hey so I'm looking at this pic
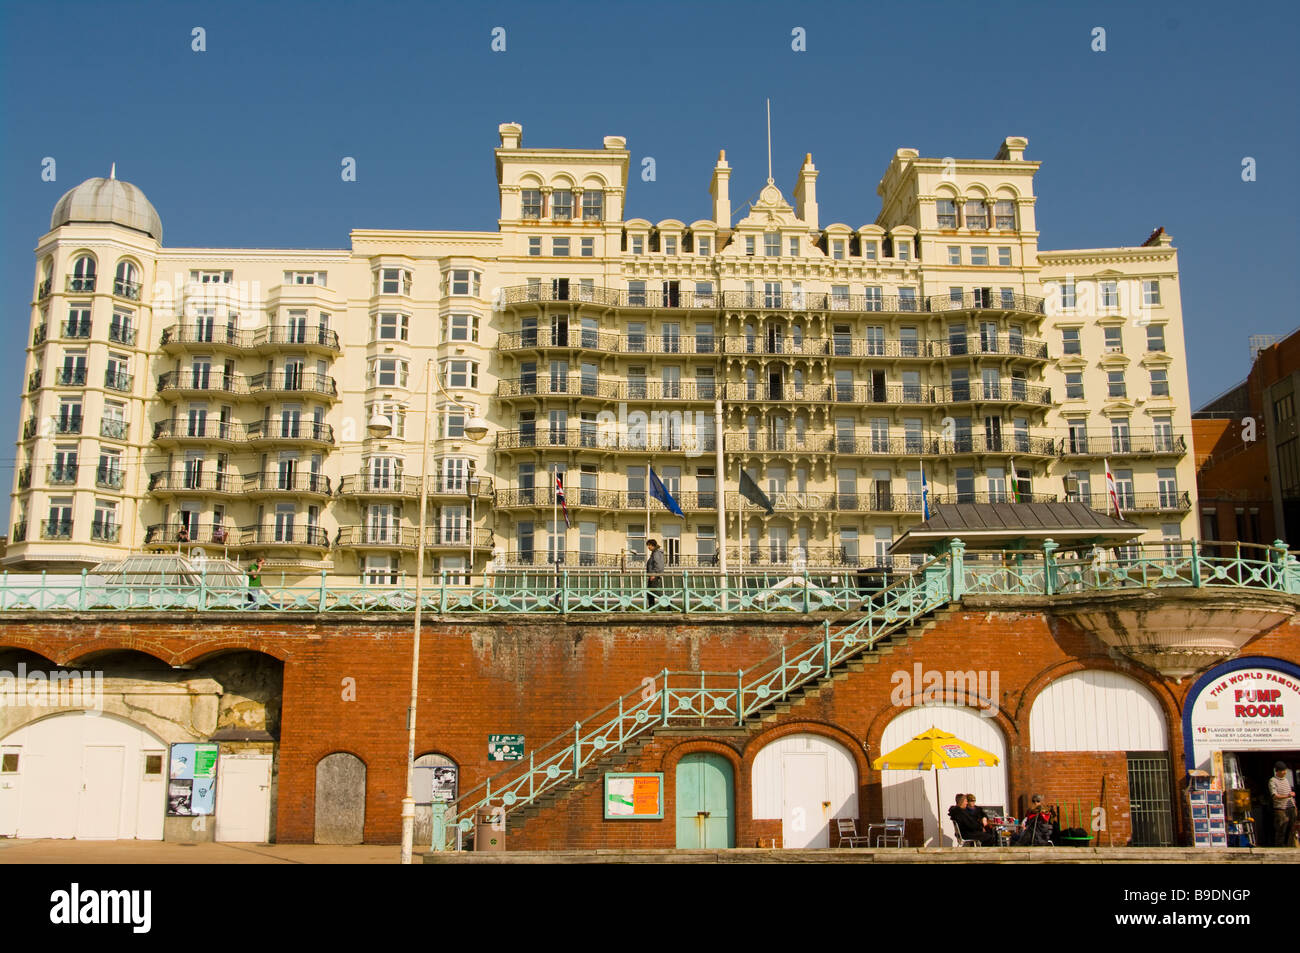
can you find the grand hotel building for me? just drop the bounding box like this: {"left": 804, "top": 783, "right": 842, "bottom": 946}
{"left": 9, "top": 124, "right": 1197, "bottom": 582}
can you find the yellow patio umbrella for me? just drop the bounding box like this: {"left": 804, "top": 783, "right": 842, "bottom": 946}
{"left": 872, "top": 726, "right": 1001, "bottom": 846}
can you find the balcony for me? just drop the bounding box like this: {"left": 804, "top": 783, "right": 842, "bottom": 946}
{"left": 17, "top": 466, "right": 31, "bottom": 489}
{"left": 66, "top": 276, "right": 96, "bottom": 293}
{"left": 335, "top": 525, "right": 423, "bottom": 550}
{"left": 108, "top": 324, "right": 137, "bottom": 346}
{"left": 337, "top": 473, "right": 420, "bottom": 499}
{"left": 37, "top": 277, "right": 52, "bottom": 299}
{"left": 105, "top": 370, "right": 134, "bottom": 392}
{"left": 239, "top": 523, "right": 332, "bottom": 550}
{"left": 495, "top": 427, "right": 717, "bottom": 454}
{"left": 160, "top": 324, "right": 255, "bottom": 351}
{"left": 90, "top": 522, "right": 121, "bottom": 543}
{"left": 1059, "top": 432, "right": 1188, "bottom": 458}
{"left": 148, "top": 470, "right": 242, "bottom": 496}
{"left": 1080, "top": 491, "right": 1192, "bottom": 514}
{"left": 27, "top": 371, "right": 41, "bottom": 392}
{"left": 62, "top": 320, "right": 91, "bottom": 339}
{"left": 248, "top": 370, "right": 339, "bottom": 400}
{"left": 46, "top": 465, "right": 79, "bottom": 485}
{"left": 152, "top": 418, "right": 247, "bottom": 445}
{"left": 242, "top": 471, "right": 333, "bottom": 498}
{"left": 497, "top": 376, "right": 717, "bottom": 402}
{"left": 725, "top": 382, "right": 833, "bottom": 403}
{"left": 724, "top": 433, "right": 837, "bottom": 454}
{"left": 95, "top": 467, "right": 125, "bottom": 490}
{"left": 32, "top": 324, "right": 47, "bottom": 346}
{"left": 245, "top": 419, "right": 335, "bottom": 447}
{"left": 157, "top": 370, "right": 249, "bottom": 398}
{"left": 11, "top": 521, "right": 27, "bottom": 543}
{"left": 100, "top": 418, "right": 128, "bottom": 440}
{"left": 54, "top": 367, "right": 87, "bottom": 386}
{"left": 926, "top": 292, "right": 1045, "bottom": 315}
{"left": 40, "top": 519, "right": 73, "bottom": 540}
{"left": 253, "top": 324, "right": 341, "bottom": 353}
{"left": 112, "top": 279, "right": 142, "bottom": 301}
{"left": 145, "top": 522, "right": 237, "bottom": 549}
{"left": 22, "top": 418, "right": 38, "bottom": 440}
{"left": 933, "top": 382, "right": 1050, "bottom": 405}
{"left": 51, "top": 415, "right": 83, "bottom": 435}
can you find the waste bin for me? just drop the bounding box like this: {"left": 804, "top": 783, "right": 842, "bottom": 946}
{"left": 474, "top": 808, "right": 505, "bottom": 851}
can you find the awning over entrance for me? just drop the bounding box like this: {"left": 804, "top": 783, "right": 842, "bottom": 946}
{"left": 888, "top": 501, "right": 1145, "bottom": 555}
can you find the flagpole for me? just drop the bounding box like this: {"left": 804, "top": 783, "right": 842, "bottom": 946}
{"left": 714, "top": 396, "right": 728, "bottom": 608}
{"left": 552, "top": 467, "right": 559, "bottom": 589}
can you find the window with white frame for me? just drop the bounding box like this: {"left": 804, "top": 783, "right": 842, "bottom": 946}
{"left": 1100, "top": 280, "right": 1119, "bottom": 309}
{"left": 947, "top": 246, "right": 961, "bottom": 265}
{"left": 764, "top": 232, "right": 779, "bottom": 256}
{"left": 449, "top": 270, "right": 480, "bottom": 296}
{"left": 582, "top": 191, "right": 603, "bottom": 221}
{"left": 443, "top": 457, "right": 470, "bottom": 492}
{"left": 521, "top": 189, "right": 542, "bottom": 219}
{"left": 832, "top": 239, "right": 845, "bottom": 260}
{"left": 580, "top": 237, "right": 594, "bottom": 257}
{"left": 366, "top": 402, "right": 406, "bottom": 438}
{"left": 1107, "top": 370, "right": 1126, "bottom": 398}
{"left": 364, "top": 555, "right": 401, "bottom": 586}
{"left": 993, "top": 200, "right": 1016, "bottom": 229}
{"left": 1146, "top": 324, "right": 1166, "bottom": 352}
{"left": 379, "top": 268, "right": 412, "bottom": 295}
{"left": 630, "top": 235, "right": 644, "bottom": 255}
{"left": 442, "top": 360, "right": 479, "bottom": 389}
{"left": 862, "top": 240, "right": 877, "bottom": 260}
{"left": 970, "top": 246, "right": 989, "bottom": 266}
{"left": 789, "top": 236, "right": 799, "bottom": 256}
{"left": 1150, "top": 368, "right": 1170, "bottom": 397}
{"left": 1059, "top": 280, "right": 1076, "bottom": 308}
{"left": 551, "top": 189, "right": 573, "bottom": 220}
{"left": 964, "top": 200, "right": 988, "bottom": 229}
{"left": 285, "top": 271, "right": 327, "bottom": 286}
{"left": 895, "top": 239, "right": 911, "bottom": 261}
{"left": 997, "top": 247, "right": 1012, "bottom": 266}
{"left": 528, "top": 236, "right": 541, "bottom": 256}
{"left": 443, "top": 313, "right": 479, "bottom": 342}
{"left": 552, "top": 237, "right": 570, "bottom": 256}
{"left": 1065, "top": 372, "right": 1084, "bottom": 400}
{"left": 370, "top": 358, "right": 409, "bottom": 388}
{"left": 191, "top": 270, "right": 232, "bottom": 284}
{"left": 1061, "top": 328, "right": 1081, "bottom": 354}
{"left": 375, "top": 312, "right": 409, "bottom": 341}
{"left": 937, "top": 199, "right": 958, "bottom": 228}
{"left": 745, "top": 236, "right": 756, "bottom": 256}
{"left": 664, "top": 235, "right": 677, "bottom": 255}
{"left": 1143, "top": 280, "right": 1161, "bottom": 306}
{"left": 1104, "top": 326, "right": 1123, "bottom": 352}
{"left": 697, "top": 236, "right": 711, "bottom": 256}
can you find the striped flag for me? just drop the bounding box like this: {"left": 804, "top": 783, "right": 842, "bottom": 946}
{"left": 920, "top": 461, "right": 931, "bottom": 519}
{"left": 555, "top": 472, "right": 571, "bottom": 528}
{"left": 1103, "top": 458, "right": 1121, "bottom": 518}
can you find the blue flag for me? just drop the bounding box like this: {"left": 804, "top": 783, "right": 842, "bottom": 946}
{"left": 921, "top": 463, "right": 931, "bottom": 520}
{"left": 649, "top": 468, "right": 685, "bottom": 517}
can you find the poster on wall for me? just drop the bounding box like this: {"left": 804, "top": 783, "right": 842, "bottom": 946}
{"left": 488, "top": 735, "right": 524, "bottom": 761}
{"left": 167, "top": 743, "right": 219, "bottom": 817}
{"left": 431, "top": 766, "right": 458, "bottom": 803}
{"left": 603, "top": 773, "right": 664, "bottom": 819}
{"left": 1189, "top": 667, "right": 1300, "bottom": 770}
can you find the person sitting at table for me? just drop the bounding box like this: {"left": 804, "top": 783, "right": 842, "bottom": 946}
{"left": 1014, "top": 793, "right": 1054, "bottom": 846}
{"left": 965, "top": 793, "right": 992, "bottom": 834}
{"left": 949, "top": 794, "right": 996, "bottom": 846}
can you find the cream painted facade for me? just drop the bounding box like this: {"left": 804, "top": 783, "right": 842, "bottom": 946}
{"left": 10, "top": 124, "right": 1197, "bottom": 581}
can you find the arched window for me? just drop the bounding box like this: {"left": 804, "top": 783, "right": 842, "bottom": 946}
{"left": 114, "top": 261, "right": 140, "bottom": 300}
{"left": 70, "top": 255, "right": 96, "bottom": 292}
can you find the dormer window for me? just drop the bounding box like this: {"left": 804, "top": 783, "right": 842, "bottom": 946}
{"left": 862, "top": 241, "right": 877, "bottom": 261}
{"left": 521, "top": 190, "right": 542, "bottom": 219}
{"left": 552, "top": 190, "right": 573, "bottom": 221}
{"left": 581, "top": 191, "right": 604, "bottom": 221}
{"left": 630, "top": 235, "right": 644, "bottom": 255}
{"left": 745, "top": 236, "right": 756, "bottom": 256}
{"left": 697, "top": 237, "right": 711, "bottom": 256}
{"left": 191, "top": 269, "right": 231, "bottom": 284}
{"left": 664, "top": 236, "right": 677, "bottom": 256}
{"left": 896, "top": 240, "right": 911, "bottom": 261}
{"left": 285, "top": 271, "right": 327, "bottom": 286}
{"left": 832, "top": 240, "right": 845, "bottom": 260}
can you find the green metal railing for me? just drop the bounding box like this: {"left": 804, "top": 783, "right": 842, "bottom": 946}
{"left": 437, "top": 538, "right": 1300, "bottom": 847}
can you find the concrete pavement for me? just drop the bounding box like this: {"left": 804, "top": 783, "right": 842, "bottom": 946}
{"left": 0, "top": 839, "right": 399, "bottom": 864}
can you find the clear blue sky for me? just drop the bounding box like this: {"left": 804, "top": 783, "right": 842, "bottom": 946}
{"left": 1, "top": 0, "right": 1297, "bottom": 528}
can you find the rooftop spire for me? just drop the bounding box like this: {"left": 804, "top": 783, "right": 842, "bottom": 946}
{"left": 110, "top": 162, "right": 116, "bottom": 180}
{"left": 766, "top": 98, "right": 773, "bottom": 184}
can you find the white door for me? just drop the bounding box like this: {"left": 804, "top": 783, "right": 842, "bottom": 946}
{"left": 77, "top": 746, "right": 125, "bottom": 839}
{"left": 0, "top": 712, "right": 166, "bottom": 840}
{"left": 783, "top": 752, "right": 829, "bottom": 847}
{"left": 0, "top": 745, "right": 20, "bottom": 836}
{"left": 216, "top": 754, "right": 272, "bottom": 842}
{"left": 752, "top": 733, "right": 859, "bottom": 849}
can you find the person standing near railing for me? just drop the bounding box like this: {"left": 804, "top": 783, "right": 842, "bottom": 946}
{"left": 646, "top": 539, "right": 664, "bottom": 608}
{"left": 1270, "top": 761, "right": 1297, "bottom": 847}
{"left": 246, "top": 557, "right": 265, "bottom": 607}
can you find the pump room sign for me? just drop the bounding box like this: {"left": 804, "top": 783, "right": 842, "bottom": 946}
{"left": 1191, "top": 667, "right": 1300, "bottom": 750}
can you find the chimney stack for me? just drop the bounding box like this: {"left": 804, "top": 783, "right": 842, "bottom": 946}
{"left": 793, "top": 152, "right": 819, "bottom": 231}
{"left": 710, "top": 150, "right": 732, "bottom": 229}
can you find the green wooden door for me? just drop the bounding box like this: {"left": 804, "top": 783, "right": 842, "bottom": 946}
{"left": 675, "top": 753, "right": 734, "bottom": 848}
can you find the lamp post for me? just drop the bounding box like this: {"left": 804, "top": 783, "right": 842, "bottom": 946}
{"left": 368, "top": 360, "right": 487, "bottom": 866}
{"left": 467, "top": 474, "right": 481, "bottom": 581}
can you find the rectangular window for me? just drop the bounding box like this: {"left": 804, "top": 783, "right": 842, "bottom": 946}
{"left": 1060, "top": 280, "right": 1076, "bottom": 309}
{"left": 898, "top": 288, "right": 917, "bottom": 311}
{"left": 994, "top": 200, "right": 1016, "bottom": 229}
{"left": 380, "top": 268, "right": 411, "bottom": 295}
{"left": 1143, "top": 280, "right": 1161, "bottom": 306}
{"left": 443, "top": 360, "right": 479, "bottom": 389}
{"left": 1065, "top": 372, "right": 1084, "bottom": 400}
{"left": 745, "top": 236, "right": 756, "bottom": 256}
{"left": 947, "top": 246, "right": 962, "bottom": 265}
{"left": 444, "top": 313, "right": 478, "bottom": 342}
{"left": 552, "top": 237, "right": 570, "bottom": 256}
{"left": 970, "top": 246, "right": 989, "bottom": 266}
{"left": 789, "top": 237, "right": 800, "bottom": 256}
{"left": 937, "top": 199, "right": 958, "bottom": 228}
{"left": 1062, "top": 328, "right": 1081, "bottom": 354}
{"left": 831, "top": 239, "right": 845, "bottom": 260}
{"left": 664, "top": 235, "right": 677, "bottom": 256}
{"left": 896, "top": 240, "right": 911, "bottom": 261}
{"left": 1107, "top": 370, "right": 1127, "bottom": 398}
{"left": 522, "top": 189, "right": 542, "bottom": 219}
{"left": 582, "top": 191, "right": 603, "bottom": 221}
{"left": 862, "top": 241, "right": 877, "bottom": 261}
{"left": 864, "top": 286, "right": 883, "bottom": 312}
{"left": 1150, "top": 368, "right": 1170, "bottom": 397}
{"left": 528, "top": 237, "right": 541, "bottom": 256}
{"left": 1146, "top": 324, "right": 1166, "bottom": 352}
{"left": 997, "top": 247, "right": 1012, "bottom": 266}
{"left": 965, "top": 200, "right": 988, "bottom": 229}
{"left": 377, "top": 312, "right": 409, "bottom": 341}
{"left": 450, "top": 270, "right": 480, "bottom": 296}
{"left": 697, "top": 237, "right": 711, "bottom": 256}
{"left": 580, "top": 237, "right": 594, "bottom": 257}
{"left": 630, "top": 235, "right": 644, "bottom": 255}
{"left": 551, "top": 189, "right": 573, "bottom": 220}
{"left": 765, "top": 232, "right": 781, "bottom": 256}
{"left": 1104, "top": 326, "right": 1123, "bottom": 352}
{"left": 1100, "top": 280, "right": 1119, "bottom": 308}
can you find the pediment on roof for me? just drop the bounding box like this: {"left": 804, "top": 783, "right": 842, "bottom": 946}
{"left": 733, "top": 181, "right": 806, "bottom": 229}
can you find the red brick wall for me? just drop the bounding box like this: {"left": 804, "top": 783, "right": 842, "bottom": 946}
{"left": 2, "top": 607, "right": 1297, "bottom": 848}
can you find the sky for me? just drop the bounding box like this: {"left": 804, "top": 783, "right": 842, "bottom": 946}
{"left": 0, "top": 0, "right": 1297, "bottom": 528}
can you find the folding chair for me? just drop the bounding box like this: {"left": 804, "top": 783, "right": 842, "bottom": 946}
{"left": 951, "top": 822, "right": 978, "bottom": 848}
{"left": 834, "top": 817, "right": 870, "bottom": 848}
{"left": 875, "top": 818, "right": 907, "bottom": 847}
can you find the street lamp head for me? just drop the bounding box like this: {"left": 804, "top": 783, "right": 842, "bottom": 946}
{"left": 366, "top": 412, "right": 393, "bottom": 438}
{"left": 463, "top": 415, "right": 489, "bottom": 441}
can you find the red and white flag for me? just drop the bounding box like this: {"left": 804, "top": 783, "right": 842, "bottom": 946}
{"left": 555, "top": 472, "right": 571, "bottom": 528}
{"left": 1103, "top": 458, "right": 1122, "bottom": 518}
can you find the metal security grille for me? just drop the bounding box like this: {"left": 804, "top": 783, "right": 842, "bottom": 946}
{"left": 1127, "top": 754, "right": 1174, "bottom": 846}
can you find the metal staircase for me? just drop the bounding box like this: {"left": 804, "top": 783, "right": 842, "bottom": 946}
{"left": 446, "top": 551, "right": 956, "bottom": 846}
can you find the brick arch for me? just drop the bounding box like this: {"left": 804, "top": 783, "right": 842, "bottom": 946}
{"left": 175, "top": 641, "right": 291, "bottom": 665}
{"left": 865, "top": 701, "right": 1021, "bottom": 766}
{"left": 50, "top": 639, "right": 178, "bottom": 667}
{"left": 658, "top": 739, "right": 744, "bottom": 846}
{"left": 658, "top": 737, "right": 742, "bottom": 776}
{"left": 0, "top": 638, "right": 61, "bottom": 665}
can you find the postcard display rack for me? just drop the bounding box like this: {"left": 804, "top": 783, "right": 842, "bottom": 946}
{"left": 1187, "top": 774, "right": 1229, "bottom": 847}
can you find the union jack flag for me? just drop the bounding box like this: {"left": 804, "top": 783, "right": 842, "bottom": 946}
{"left": 556, "top": 473, "right": 571, "bottom": 528}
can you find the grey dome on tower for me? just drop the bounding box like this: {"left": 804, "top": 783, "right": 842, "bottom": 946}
{"left": 50, "top": 177, "right": 163, "bottom": 242}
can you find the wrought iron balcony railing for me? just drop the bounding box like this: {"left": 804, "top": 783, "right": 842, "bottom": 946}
{"left": 17, "top": 466, "right": 31, "bottom": 489}
{"left": 32, "top": 324, "right": 47, "bottom": 346}
{"left": 46, "top": 465, "right": 79, "bottom": 485}
{"left": 152, "top": 418, "right": 247, "bottom": 442}
{"left": 51, "top": 415, "right": 83, "bottom": 435}
{"left": 1058, "top": 432, "right": 1188, "bottom": 457}
{"left": 243, "top": 471, "right": 333, "bottom": 495}
{"left": 90, "top": 522, "right": 121, "bottom": 542}
{"left": 245, "top": 419, "right": 335, "bottom": 445}
{"left": 10, "top": 521, "right": 26, "bottom": 542}
{"left": 22, "top": 418, "right": 38, "bottom": 440}
{"left": 157, "top": 371, "right": 249, "bottom": 396}
{"left": 248, "top": 370, "right": 338, "bottom": 398}
{"left": 95, "top": 468, "right": 125, "bottom": 490}
{"left": 148, "top": 470, "right": 241, "bottom": 494}
{"left": 108, "top": 324, "right": 137, "bottom": 346}
{"left": 253, "top": 325, "right": 341, "bottom": 350}
{"left": 27, "top": 371, "right": 41, "bottom": 392}
{"left": 101, "top": 418, "right": 128, "bottom": 440}
{"left": 160, "top": 324, "right": 255, "bottom": 348}
{"left": 37, "top": 277, "right": 52, "bottom": 299}
{"left": 495, "top": 428, "right": 718, "bottom": 453}
{"left": 54, "top": 367, "right": 87, "bottom": 386}
{"left": 113, "top": 279, "right": 142, "bottom": 300}
{"left": 66, "top": 276, "right": 96, "bottom": 293}
{"left": 1076, "top": 491, "right": 1193, "bottom": 513}
{"left": 61, "top": 321, "right": 92, "bottom": 339}
{"left": 104, "top": 371, "right": 133, "bottom": 392}
{"left": 145, "top": 522, "right": 237, "bottom": 546}
{"left": 40, "top": 519, "right": 73, "bottom": 540}
{"left": 239, "top": 524, "right": 333, "bottom": 548}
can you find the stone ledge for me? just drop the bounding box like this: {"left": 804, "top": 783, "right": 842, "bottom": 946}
{"left": 422, "top": 847, "right": 1297, "bottom": 864}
